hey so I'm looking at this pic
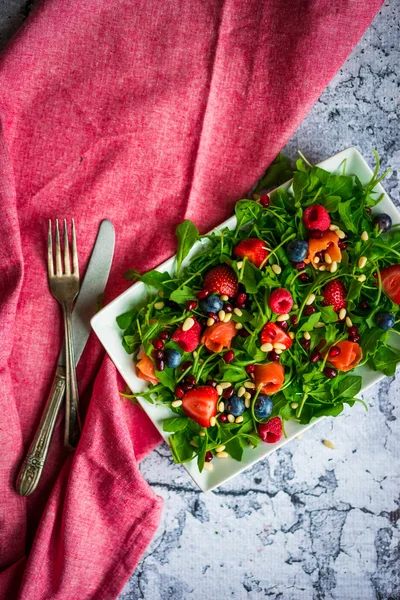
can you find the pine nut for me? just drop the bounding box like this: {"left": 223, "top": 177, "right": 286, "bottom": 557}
{"left": 216, "top": 384, "right": 223, "bottom": 396}
{"left": 220, "top": 381, "right": 232, "bottom": 389}
{"left": 276, "top": 313, "right": 290, "bottom": 321}
{"left": 182, "top": 317, "right": 194, "bottom": 331}
{"left": 273, "top": 342, "right": 286, "bottom": 350}
{"left": 235, "top": 322, "right": 243, "bottom": 330}
{"left": 314, "top": 322, "right": 325, "bottom": 328}
{"left": 244, "top": 392, "right": 251, "bottom": 401}
{"left": 329, "top": 224, "right": 339, "bottom": 231}
{"left": 171, "top": 400, "right": 182, "bottom": 408}
{"left": 291, "top": 402, "right": 299, "bottom": 409}
{"left": 227, "top": 414, "right": 235, "bottom": 423}
{"left": 248, "top": 441, "right": 255, "bottom": 448}
{"left": 304, "top": 331, "right": 311, "bottom": 340}
{"left": 293, "top": 304, "right": 299, "bottom": 310}
{"left": 324, "top": 253, "right": 332, "bottom": 264}
{"left": 336, "top": 229, "right": 346, "bottom": 239}
{"left": 158, "top": 290, "right": 164, "bottom": 297}
{"left": 358, "top": 274, "right": 366, "bottom": 282}
{"left": 330, "top": 261, "right": 338, "bottom": 273}
{"left": 358, "top": 256, "right": 367, "bottom": 269}
{"left": 207, "top": 317, "right": 215, "bottom": 326}
{"left": 244, "top": 397, "right": 251, "bottom": 408}
{"left": 289, "top": 331, "right": 295, "bottom": 339}
{"left": 190, "top": 439, "right": 198, "bottom": 447}
{"left": 306, "top": 294, "right": 316, "bottom": 305}
{"left": 314, "top": 257, "right": 320, "bottom": 264}
{"left": 235, "top": 416, "right": 244, "bottom": 424}
{"left": 361, "top": 231, "right": 369, "bottom": 241}
{"left": 233, "top": 307, "right": 243, "bottom": 316}
{"left": 319, "top": 265, "right": 327, "bottom": 271}
{"left": 345, "top": 316, "right": 353, "bottom": 327}
{"left": 323, "top": 439, "right": 335, "bottom": 449}
{"left": 210, "top": 416, "right": 216, "bottom": 427}
{"left": 199, "top": 431, "right": 206, "bottom": 437}
{"left": 154, "top": 301, "right": 164, "bottom": 310}
{"left": 215, "top": 445, "right": 226, "bottom": 453}
{"left": 193, "top": 351, "right": 198, "bottom": 359}
{"left": 275, "top": 348, "right": 283, "bottom": 355}
{"left": 218, "top": 310, "right": 226, "bottom": 321}
{"left": 272, "top": 264, "right": 282, "bottom": 275}
{"left": 237, "top": 386, "right": 246, "bottom": 397}
{"left": 223, "top": 313, "right": 232, "bottom": 323}
{"left": 261, "top": 342, "right": 273, "bottom": 352}
{"left": 339, "top": 308, "right": 347, "bottom": 320}
{"left": 236, "top": 261, "right": 243, "bottom": 269}
{"left": 218, "top": 402, "right": 225, "bottom": 413}
{"left": 221, "top": 294, "right": 229, "bottom": 301}
{"left": 203, "top": 462, "right": 213, "bottom": 471}
{"left": 244, "top": 381, "right": 256, "bottom": 389}
{"left": 216, "top": 451, "right": 229, "bottom": 458}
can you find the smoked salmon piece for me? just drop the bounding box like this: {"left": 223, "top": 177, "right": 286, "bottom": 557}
{"left": 136, "top": 348, "right": 159, "bottom": 385}
{"left": 305, "top": 231, "right": 341, "bottom": 269}
{"left": 200, "top": 320, "right": 237, "bottom": 353}
{"left": 254, "top": 362, "right": 285, "bottom": 395}
{"left": 327, "top": 340, "right": 362, "bottom": 372}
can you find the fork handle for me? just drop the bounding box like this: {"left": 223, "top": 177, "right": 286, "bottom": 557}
{"left": 16, "top": 368, "right": 66, "bottom": 496}
{"left": 63, "top": 303, "right": 81, "bottom": 450}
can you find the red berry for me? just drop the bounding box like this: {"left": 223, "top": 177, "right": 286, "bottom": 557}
{"left": 219, "top": 414, "right": 228, "bottom": 423}
{"left": 380, "top": 265, "right": 400, "bottom": 304}
{"left": 268, "top": 351, "right": 280, "bottom": 362}
{"left": 310, "top": 349, "right": 321, "bottom": 363}
{"left": 246, "top": 364, "right": 255, "bottom": 374}
{"left": 172, "top": 320, "right": 201, "bottom": 353}
{"left": 304, "top": 305, "right": 316, "bottom": 316}
{"left": 269, "top": 288, "right": 293, "bottom": 314}
{"left": 237, "top": 292, "right": 247, "bottom": 304}
{"left": 234, "top": 238, "right": 269, "bottom": 268}
{"left": 205, "top": 451, "right": 213, "bottom": 462}
{"left": 324, "top": 367, "right": 338, "bottom": 379}
{"left": 299, "top": 273, "right": 311, "bottom": 283}
{"left": 258, "top": 417, "right": 283, "bottom": 443}
{"left": 203, "top": 265, "right": 239, "bottom": 297}
{"left": 348, "top": 333, "right": 361, "bottom": 343}
{"left": 182, "top": 386, "right": 219, "bottom": 428}
{"left": 153, "top": 339, "right": 164, "bottom": 350}
{"left": 300, "top": 338, "right": 310, "bottom": 350}
{"left": 175, "top": 386, "right": 185, "bottom": 398}
{"left": 309, "top": 230, "right": 324, "bottom": 239}
{"left": 294, "top": 261, "right": 306, "bottom": 270}
{"left": 186, "top": 300, "right": 197, "bottom": 311}
{"left": 303, "top": 205, "right": 331, "bottom": 231}
{"left": 260, "top": 193, "right": 270, "bottom": 207}
{"left": 196, "top": 290, "right": 210, "bottom": 299}
{"left": 223, "top": 385, "right": 234, "bottom": 399}
{"left": 338, "top": 240, "right": 347, "bottom": 250}
{"left": 159, "top": 331, "right": 170, "bottom": 340}
{"left": 328, "top": 346, "right": 341, "bottom": 358}
{"left": 223, "top": 350, "right": 235, "bottom": 364}
{"left": 322, "top": 279, "right": 347, "bottom": 312}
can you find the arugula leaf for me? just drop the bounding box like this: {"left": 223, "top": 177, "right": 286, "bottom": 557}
{"left": 299, "top": 312, "right": 322, "bottom": 331}
{"left": 175, "top": 220, "right": 199, "bottom": 274}
{"left": 140, "top": 270, "right": 172, "bottom": 293}
{"left": 169, "top": 286, "right": 194, "bottom": 304}
{"left": 235, "top": 200, "right": 262, "bottom": 225}
{"left": 163, "top": 417, "right": 189, "bottom": 432}
{"left": 241, "top": 261, "right": 259, "bottom": 294}
{"left": 371, "top": 346, "right": 400, "bottom": 376}
{"left": 256, "top": 153, "right": 293, "bottom": 192}
{"left": 319, "top": 306, "right": 338, "bottom": 324}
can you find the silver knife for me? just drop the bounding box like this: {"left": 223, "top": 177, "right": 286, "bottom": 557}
{"left": 16, "top": 220, "right": 115, "bottom": 496}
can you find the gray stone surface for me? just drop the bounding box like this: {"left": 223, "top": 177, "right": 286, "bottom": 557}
{"left": 1, "top": 1, "right": 399, "bottom": 599}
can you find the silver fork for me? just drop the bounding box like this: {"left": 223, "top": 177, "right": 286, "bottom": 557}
{"left": 48, "top": 219, "right": 81, "bottom": 450}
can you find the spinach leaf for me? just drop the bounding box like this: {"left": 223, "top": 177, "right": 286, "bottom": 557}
{"left": 116, "top": 308, "right": 138, "bottom": 330}
{"left": 170, "top": 431, "right": 193, "bottom": 463}
{"left": 175, "top": 220, "right": 199, "bottom": 274}
{"left": 169, "top": 286, "right": 195, "bottom": 304}
{"left": 225, "top": 437, "right": 244, "bottom": 461}
{"left": 163, "top": 417, "right": 189, "bottom": 433}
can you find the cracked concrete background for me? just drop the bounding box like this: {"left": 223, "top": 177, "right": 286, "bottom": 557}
{"left": 1, "top": 1, "right": 399, "bottom": 599}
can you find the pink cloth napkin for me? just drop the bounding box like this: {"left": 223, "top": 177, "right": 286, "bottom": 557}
{"left": 0, "top": 0, "right": 382, "bottom": 598}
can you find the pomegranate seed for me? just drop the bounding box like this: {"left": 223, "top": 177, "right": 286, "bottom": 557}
{"left": 223, "top": 386, "right": 234, "bottom": 399}
{"left": 236, "top": 301, "right": 246, "bottom": 309}
{"left": 155, "top": 358, "right": 165, "bottom": 371}
{"left": 299, "top": 273, "right": 311, "bottom": 283}
{"left": 183, "top": 374, "right": 196, "bottom": 387}
{"left": 348, "top": 326, "right": 358, "bottom": 336}
{"left": 175, "top": 386, "right": 185, "bottom": 398}
{"left": 310, "top": 230, "right": 324, "bottom": 239}
{"left": 359, "top": 300, "right": 369, "bottom": 310}
{"left": 316, "top": 338, "right": 327, "bottom": 352}
{"left": 338, "top": 240, "right": 347, "bottom": 250}
{"left": 223, "top": 350, "right": 235, "bottom": 364}
{"left": 324, "top": 367, "right": 338, "bottom": 379}
{"left": 246, "top": 364, "right": 255, "bottom": 374}
{"left": 196, "top": 290, "right": 209, "bottom": 299}
{"left": 205, "top": 451, "right": 213, "bottom": 462}
{"left": 278, "top": 320, "right": 288, "bottom": 331}
{"left": 153, "top": 339, "right": 164, "bottom": 350}
{"left": 349, "top": 333, "right": 361, "bottom": 343}
{"left": 291, "top": 315, "right": 299, "bottom": 326}
{"left": 159, "top": 330, "right": 170, "bottom": 340}
{"left": 186, "top": 300, "right": 197, "bottom": 311}
{"left": 268, "top": 351, "right": 280, "bottom": 362}
{"left": 365, "top": 207, "right": 372, "bottom": 215}
{"left": 152, "top": 349, "right": 164, "bottom": 360}
{"left": 224, "top": 303, "right": 233, "bottom": 313}
{"left": 304, "top": 305, "right": 316, "bottom": 316}
{"left": 316, "top": 251, "right": 325, "bottom": 262}
{"left": 329, "top": 345, "right": 341, "bottom": 358}
{"left": 208, "top": 312, "right": 219, "bottom": 322}
{"left": 300, "top": 338, "right": 310, "bottom": 350}
{"left": 310, "top": 349, "right": 321, "bottom": 363}
{"left": 219, "top": 414, "right": 228, "bottom": 423}
{"left": 199, "top": 317, "right": 208, "bottom": 328}
{"left": 239, "top": 329, "right": 250, "bottom": 337}
{"left": 293, "top": 261, "right": 306, "bottom": 270}
{"left": 237, "top": 292, "right": 247, "bottom": 304}
{"left": 207, "top": 379, "right": 218, "bottom": 388}
{"left": 260, "top": 193, "right": 270, "bottom": 207}
{"left": 179, "top": 360, "right": 193, "bottom": 372}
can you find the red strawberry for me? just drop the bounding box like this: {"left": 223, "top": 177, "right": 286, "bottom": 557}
{"left": 203, "top": 265, "right": 238, "bottom": 297}
{"left": 172, "top": 320, "right": 201, "bottom": 352}
{"left": 258, "top": 417, "right": 283, "bottom": 443}
{"left": 182, "top": 385, "right": 219, "bottom": 428}
{"left": 380, "top": 264, "right": 400, "bottom": 304}
{"left": 303, "top": 204, "right": 331, "bottom": 231}
{"left": 261, "top": 322, "right": 293, "bottom": 349}
{"left": 322, "top": 279, "right": 347, "bottom": 312}
{"left": 269, "top": 288, "right": 293, "bottom": 314}
{"left": 234, "top": 238, "right": 268, "bottom": 268}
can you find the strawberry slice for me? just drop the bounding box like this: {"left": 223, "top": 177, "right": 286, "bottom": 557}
{"left": 172, "top": 320, "right": 201, "bottom": 352}
{"left": 234, "top": 238, "right": 268, "bottom": 268}
{"left": 203, "top": 265, "right": 238, "bottom": 297}
{"left": 182, "top": 385, "right": 219, "bottom": 428}
{"left": 260, "top": 322, "right": 292, "bottom": 349}
{"left": 380, "top": 264, "right": 400, "bottom": 304}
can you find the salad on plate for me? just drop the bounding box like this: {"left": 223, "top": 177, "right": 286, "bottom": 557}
{"left": 117, "top": 152, "right": 400, "bottom": 473}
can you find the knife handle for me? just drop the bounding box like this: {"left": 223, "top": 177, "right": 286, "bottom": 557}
{"left": 16, "top": 368, "right": 66, "bottom": 497}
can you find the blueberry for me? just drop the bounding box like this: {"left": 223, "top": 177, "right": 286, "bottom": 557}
{"left": 375, "top": 311, "right": 395, "bottom": 330}
{"left": 254, "top": 394, "right": 273, "bottom": 419}
{"left": 373, "top": 213, "right": 392, "bottom": 233}
{"left": 286, "top": 239, "right": 309, "bottom": 263}
{"left": 225, "top": 394, "right": 245, "bottom": 417}
{"left": 199, "top": 294, "right": 224, "bottom": 314}
{"left": 164, "top": 349, "right": 182, "bottom": 368}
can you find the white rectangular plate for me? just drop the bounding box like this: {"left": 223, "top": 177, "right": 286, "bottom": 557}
{"left": 91, "top": 147, "right": 399, "bottom": 492}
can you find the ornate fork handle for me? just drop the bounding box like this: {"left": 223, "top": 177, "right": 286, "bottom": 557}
{"left": 17, "top": 368, "right": 66, "bottom": 496}
{"left": 63, "top": 303, "right": 81, "bottom": 450}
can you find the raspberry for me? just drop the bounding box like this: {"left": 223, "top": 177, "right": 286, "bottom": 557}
{"left": 303, "top": 204, "right": 331, "bottom": 231}
{"left": 322, "top": 279, "right": 347, "bottom": 312}
{"left": 269, "top": 288, "right": 293, "bottom": 314}
{"left": 172, "top": 320, "right": 201, "bottom": 352}
{"left": 258, "top": 417, "right": 283, "bottom": 443}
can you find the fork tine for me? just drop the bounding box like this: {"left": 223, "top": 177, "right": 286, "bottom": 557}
{"left": 47, "top": 220, "right": 54, "bottom": 278}
{"left": 71, "top": 219, "right": 79, "bottom": 276}
{"left": 63, "top": 219, "right": 71, "bottom": 275}
{"left": 55, "top": 219, "right": 63, "bottom": 275}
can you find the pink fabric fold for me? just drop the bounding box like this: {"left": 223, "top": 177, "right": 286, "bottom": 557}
{"left": 0, "top": 0, "right": 382, "bottom": 598}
